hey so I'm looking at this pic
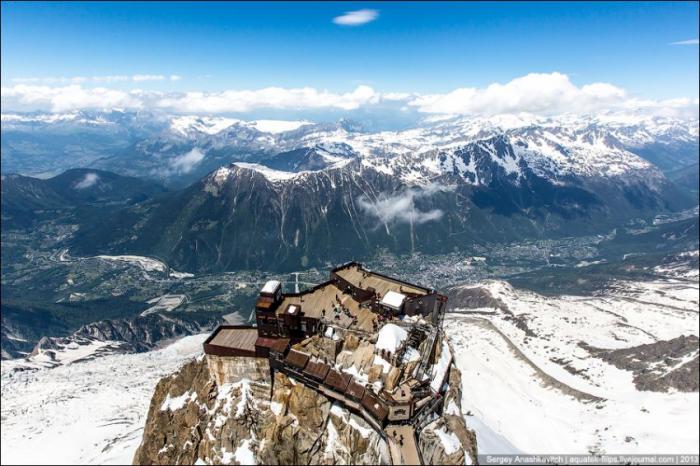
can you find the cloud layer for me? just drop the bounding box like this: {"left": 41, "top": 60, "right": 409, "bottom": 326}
{"left": 12, "top": 74, "right": 181, "bottom": 84}
{"left": 156, "top": 85, "right": 379, "bottom": 113}
{"left": 1, "top": 72, "right": 698, "bottom": 118}
{"left": 170, "top": 148, "right": 205, "bottom": 174}
{"left": 408, "top": 73, "right": 630, "bottom": 115}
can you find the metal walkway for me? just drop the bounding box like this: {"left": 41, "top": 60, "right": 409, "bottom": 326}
{"left": 272, "top": 361, "right": 425, "bottom": 464}
{"left": 385, "top": 425, "right": 422, "bottom": 465}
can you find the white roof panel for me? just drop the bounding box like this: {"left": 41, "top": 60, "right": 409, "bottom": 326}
{"left": 261, "top": 280, "right": 281, "bottom": 294}
{"left": 380, "top": 290, "right": 406, "bottom": 310}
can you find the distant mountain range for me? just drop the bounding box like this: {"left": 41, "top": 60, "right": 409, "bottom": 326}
{"left": 2, "top": 111, "right": 698, "bottom": 271}
{"left": 2, "top": 110, "right": 698, "bottom": 184}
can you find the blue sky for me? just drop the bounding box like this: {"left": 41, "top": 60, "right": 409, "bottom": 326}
{"left": 1, "top": 1, "right": 698, "bottom": 119}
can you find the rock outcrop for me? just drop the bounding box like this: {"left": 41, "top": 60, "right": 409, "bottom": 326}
{"left": 134, "top": 338, "right": 478, "bottom": 465}
{"left": 582, "top": 335, "right": 700, "bottom": 392}
{"left": 134, "top": 356, "right": 394, "bottom": 465}
{"left": 419, "top": 366, "right": 478, "bottom": 465}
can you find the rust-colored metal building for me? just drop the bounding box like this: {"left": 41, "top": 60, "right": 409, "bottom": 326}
{"left": 202, "top": 262, "right": 450, "bottom": 429}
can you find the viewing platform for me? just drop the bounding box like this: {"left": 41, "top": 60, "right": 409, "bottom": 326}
{"left": 202, "top": 262, "right": 450, "bottom": 465}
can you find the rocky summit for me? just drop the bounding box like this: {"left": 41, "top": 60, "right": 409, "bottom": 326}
{"left": 134, "top": 339, "right": 476, "bottom": 465}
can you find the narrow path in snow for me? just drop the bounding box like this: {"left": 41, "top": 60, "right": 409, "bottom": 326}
{"left": 456, "top": 316, "right": 605, "bottom": 403}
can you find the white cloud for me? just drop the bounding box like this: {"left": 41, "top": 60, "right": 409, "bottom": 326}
{"left": 382, "top": 92, "right": 413, "bottom": 101}
{"left": 11, "top": 74, "right": 176, "bottom": 84}
{"left": 74, "top": 173, "right": 100, "bottom": 189}
{"left": 408, "top": 72, "right": 633, "bottom": 116}
{"left": 670, "top": 39, "right": 699, "bottom": 45}
{"left": 155, "top": 85, "right": 380, "bottom": 113}
{"left": 333, "top": 9, "right": 379, "bottom": 26}
{"left": 132, "top": 74, "right": 166, "bottom": 82}
{"left": 170, "top": 148, "right": 205, "bottom": 174}
{"left": 93, "top": 75, "right": 130, "bottom": 83}
{"left": 1, "top": 72, "right": 697, "bottom": 119}
{"left": 0, "top": 84, "right": 145, "bottom": 112}
{"left": 12, "top": 76, "right": 87, "bottom": 84}
{"left": 357, "top": 183, "right": 453, "bottom": 226}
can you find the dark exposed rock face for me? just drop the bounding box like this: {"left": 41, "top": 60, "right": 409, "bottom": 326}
{"left": 71, "top": 313, "right": 219, "bottom": 351}
{"left": 446, "top": 284, "right": 509, "bottom": 313}
{"left": 582, "top": 335, "right": 700, "bottom": 392}
{"left": 30, "top": 313, "right": 220, "bottom": 360}
{"left": 0, "top": 323, "right": 37, "bottom": 359}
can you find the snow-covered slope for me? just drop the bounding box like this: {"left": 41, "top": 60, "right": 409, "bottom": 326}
{"left": 293, "top": 114, "right": 695, "bottom": 184}
{"left": 0, "top": 334, "right": 208, "bottom": 465}
{"left": 2, "top": 268, "right": 697, "bottom": 463}
{"left": 169, "top": 115, "right": 312, "bottom": 137}
{"left": 445, "top": 276, "right": 699, "bottom": 455}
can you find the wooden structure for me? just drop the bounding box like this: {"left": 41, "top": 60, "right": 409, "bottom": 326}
{"left": 202, "top": 261, "right": 450, "bottom": 453}
{"left": 204, "top": 325, "right": 291, "bottom": 358}
{"left": 303, "top": 359, "right": 331, "bottom": 381}
{"left": 203, "top": 326, "right": 260, "bottom": 357}
{"left": 251, "top": 262, "right": 447, "bottom": 343}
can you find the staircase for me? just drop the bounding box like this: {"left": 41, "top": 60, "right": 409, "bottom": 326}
{"left": 249, "top": 381, "right": 272, "bottom": 399}
{"left": 407, "top": 325, "right": 427, "bottom": 347}
{"left": 414, "top": 327, "right": 438, "bottom": 381}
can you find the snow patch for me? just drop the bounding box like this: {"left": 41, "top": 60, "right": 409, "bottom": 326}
{"left": 234, "top": 438, "right": 257, "bottom": 465}
{"left": 435, "top": 426, "right": 462, "bottom": 455}
{"left": 160, "top": 390, "right": 197, "bottom": 412}
{"left": 251, "top": 119, "right": 312, "bottom": 133}
{"left": 375, "top": 324, "right": 408, "bottom": 353}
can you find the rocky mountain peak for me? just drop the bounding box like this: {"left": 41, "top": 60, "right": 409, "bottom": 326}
{"left": 134, "top": 334, "right": 477, "bottom": 465}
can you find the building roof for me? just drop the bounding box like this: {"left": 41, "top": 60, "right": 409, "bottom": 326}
{"left": 346, "top": 380, "right": 366, "bottom": 401}
{"left": 255, "top": 336, "right": 290, "bottom": 353}
{"left": 303, "top": 359, "right": 331, "bottom": 381}
{"left": 324, "top": 369, "right": 352, "bottom": 393}
{"left": 285, "top": 349, "right": 310, "bottom": 369}
{"left": 261, "top": 280, "right": 281, "bottom": 294}
{"left": 334, "top": 263, "right": 429, "bottom": 297}
{"left": 204, "top": 326, "right": 259, "bottom": 357}
{"left": 361, "top": 391, "right": 388, "bottom": 421}
{"left": 275, "top": 281, "right": 376, "bottom": 332}
{"left": 381, "top": 291, "right": 406, "bottom": 310}
{"left": 208, "top": 327, "right": 258, "bottom": 352}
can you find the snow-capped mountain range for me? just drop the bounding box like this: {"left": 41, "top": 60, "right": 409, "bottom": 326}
{"left": 160, "top": 111, "right": 698, "bottom": 184}
{"left": 3, "top": 110, "right": 697, "bottom": 272}
{"left": 2, "top": 110, "right": 697, "bottom": 187}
